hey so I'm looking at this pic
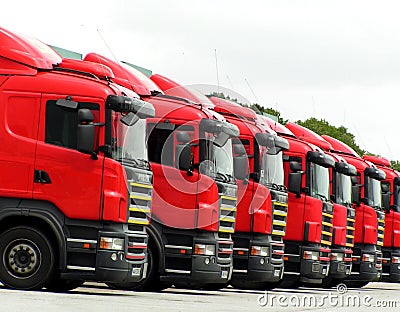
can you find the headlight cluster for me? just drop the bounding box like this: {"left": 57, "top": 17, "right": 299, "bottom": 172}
{"left": 194, "top": 244, "right": 216, "bottom": 256}
{"left": 329, "top": 252, "right": 344, "bottom": 262}
{"left": 362, "top": 253, "right": 375, "bottom": 263}
{"left": 251, "top": 246, "right": 269, "bottom": 257}
{"left": 134, "top": 172, "right": 152, "bottom": 184}
{"left": 100, "top": 237, "right": 125, "bottom": 251}
{"left": 303, "top": 250, "right": 319, "bottom": 260}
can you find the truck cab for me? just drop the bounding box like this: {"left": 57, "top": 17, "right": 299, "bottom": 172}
{"left": 261, "top": 117, "right": 334, "bottom": 287}
{"left": 0, "top": 27, "right": 154, "bottom": 290}
{"left": 285, "top": 122, "right": 357, "bottom": 286}
{"left": 208, "top": 96, "right": 289, "bottom": 289}
{"left": 84, "top": 54, "right": 243, "bottom": 290}
{"left": 323, "top": 135, "right": 385, "bottom": 287}
{"left": 363, "top": 155, "right": 400, "bottom": 282}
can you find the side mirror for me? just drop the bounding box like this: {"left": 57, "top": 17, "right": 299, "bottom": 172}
{"left": 351, "top": 184, "right": 360, "bottom": 206}
{"left": 233, "top": 144, "right": 246, "bottom": 156}
{"left": 290, "top": 161, "right": 302, "bottom": 172}
{"left": 233, "top": 156, "right": 248, "bottom": 180}
{"left": 176, "top": 144, "right": 191, "bottom": 172}
{"left": 77, "top": 109, "right": 95, "bottom": 155}
{"left": 382, "top": 193, "right": 391, "bottom": 212}
{"left": 288, "top": 172, "right": 302, "bottom": 196}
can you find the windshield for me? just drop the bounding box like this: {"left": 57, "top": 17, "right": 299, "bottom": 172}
{"left": 367, "top": 176, "right": 382, "bottom": 209}
{"left": 212, "top": 139, "right": 234, "bottom": 176}
{"left": 336, "top": 172, "right": 352, "bottom": 205}
{"left": 310, "top": 163, "right": 330, "bottom": 201}
{"left": 394, "top": 184, "right": 400, "bottom": 212}
{"left": 112, "top": 117, "right": 148, "bottom": 167}
{"left": 260, "top": 152, "right": 284, "bottom": 186}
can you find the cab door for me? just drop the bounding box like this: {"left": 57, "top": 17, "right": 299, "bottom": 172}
{"left": 33, "top": 95, "right": 104, "bottom": 220}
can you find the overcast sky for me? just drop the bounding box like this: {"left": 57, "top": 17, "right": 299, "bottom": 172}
{"left": 2, "top": 1, "right": 400, "bottom": 160}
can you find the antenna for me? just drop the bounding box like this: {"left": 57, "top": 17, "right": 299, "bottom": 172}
{"left": 214, "top": 49, "right": 220, "bottom": 96}
{"left": 96, "top": 28, "right": 138, "bottom": 92}
{"left": 244, "top": 78, "right": 259, "bottom": 104}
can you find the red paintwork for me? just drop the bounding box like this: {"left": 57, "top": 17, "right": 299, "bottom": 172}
{"left": 323, "top": 135, "right": 379, "bottom": 245}
{"left": 83, "top": 53, "right": 162, "bottom": 96}
{"left": 363, "top": 156, "right": 400, "bottom": 248}
{"left": 210, "top": 96, "right": 257, "bottom": 122}
{"left": 0, "top": 30, "right": 132, "bottom": 223}
{"left": 208, "top": 96, "right": 273, "bottom": 234}
{"left": 286, "top": 122, "right": 332, "bottom": 151}
{"left": 259, "top": 115, "right": 296, "bottom": 137}
{"left": 87, "top": 56, "right": 225, "bottom": 231}
{"left": 272, "top": 125, "right": 327, "bottom": 244}
{"left": 0, "top": 27, "right": 61, "bottom": 70}
{"left": 321, "top": 135, "right": 360, "bottom": 157}
{"left": 285, "top": 123, "right": 349, "bottom": 248}
{"left": 59, "top": 58, "right": 115, "bottom": 80}
{"left": 150, "top": 74, "right": 215, "bottom": 109}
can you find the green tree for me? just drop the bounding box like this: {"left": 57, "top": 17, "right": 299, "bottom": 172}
{"left": 250, "top": 103, "right": 288, "bottom": 124}
{"left": 296, "top": 118, "right": 366, "bottom": 156}
{"left": 391, "top": 160, "right": 400, "bottom": 172}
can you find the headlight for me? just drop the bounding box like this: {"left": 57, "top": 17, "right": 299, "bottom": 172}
{"left": 362, "top": 253, "right": 375, "bottom": 263}
{"left": 303, "top": 250, "right": 319, "bottom": 260}
{"left": 224, "top": 186, "right": 237, "bottom": 198}
{"left": 194, "top": 244, "right": 216, "bottom": 256}
{"left": 392, "top": 256, "right": 400, "bottom": 264}
{"left": 251, "top": 246, "right": 269, "bottom": 257}
{"left": 330, "top": 252, "right": 344, "bottom": 262}
{"left": 134, "top": 172, "right": 152, "bottom": 184}
{"left": 100, "top": 237, "right": 125, "bottom": 251}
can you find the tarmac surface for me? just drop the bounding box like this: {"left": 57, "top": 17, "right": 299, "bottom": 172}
{"left": 1, "top": 282, "right": 399, "bottom": 311}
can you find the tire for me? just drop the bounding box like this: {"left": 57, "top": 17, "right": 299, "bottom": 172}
{"left": 277, "top": 276, "right": 301, "bottom": 289}
{"left": 0, "top": 226, "right": 56, "bottom": 290}
{"left": 343, "top": 280, "right": 369, "bottom": 288}
{"left": 46, "top": 276, "right": 84, "bottom": 292}
{"left": 107, "top": 244, "right": 168, "bottom": 292}
{"left": 201, "top": 282, "right": 228, "bottom": 290}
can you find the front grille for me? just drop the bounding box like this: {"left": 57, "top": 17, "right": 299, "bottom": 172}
{"left": 126, "top": 173, "right": 152, "bottom": 264}
{"left": 377, "top": 211, "right": 385, "bottom": 247}
{"left": 321, "top": 203, "right": 333, "bottom": 247}
{"left": 128, "top": 180, "right": 152, "bottom": 227}
{"left": 272, "top": 201, "right": 288, "bottom": 239}
{"left": 217, "top": 235, "right": 233, "bottom": 264}
{"left": 346, "top": 207, "right": 355, "bottom": 247}
{"left": 218, "top": 184, "right": 237, "bottom": 234}
{"left": 126, "top": 232, "right": 148, "bottom": 262}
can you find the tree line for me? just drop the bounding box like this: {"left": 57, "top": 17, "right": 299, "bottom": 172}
{"left": 207, "top": 92, "right": 400, "bottom": 171}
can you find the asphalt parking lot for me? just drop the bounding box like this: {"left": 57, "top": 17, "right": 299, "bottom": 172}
{"left": 1, "top": 282, "right": 400, "bottom": 311}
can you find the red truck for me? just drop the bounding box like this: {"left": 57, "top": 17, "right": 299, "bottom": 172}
{"left": 147, "top": 75, "right": 289, "bottom": 289}
{"left": 85, "top": 54, "right": 244, "bottom": 290}
{"left": 0, "top": 28, "right": 154, "bottom": 290}
{"left": 260, "top": 117, "right": 334, "bottom": 287}
{"left": 285, "top": 123, "right": 357, "bottom": 287}
{"left": 209, "top": 97, "right": 289, "bottom": 289}
{"left": 362, "top": 155, "right": 400, "bottom": 282}
{"left": 322, "top": 135, "right": 385, "bottom": 287}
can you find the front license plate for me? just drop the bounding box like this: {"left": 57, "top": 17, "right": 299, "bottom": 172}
{"left": 274, "top": 270, "right": 280, "bottom": 277}
{"left": 221, "top": 270, "right": 228, "bottom": 279}
{"left": 322, "top": 268, "right": 327, "bottom": 275}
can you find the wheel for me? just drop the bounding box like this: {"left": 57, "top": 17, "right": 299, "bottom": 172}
{"left": 45, "top": 276, "right": 84, "bottom": 292}
{"left": 231, "top": 279, "right": 273, "bottom": 290}
{"left": 343, "top": 280, "right": 369, "bottom": 288}
{"left": 0, "top": 226, "right": 55, "bottom": 290}
{"left": 320, "top": 277, "right": 340, "bottom": 289}
{"left": 107, "top": 244, "right": 168, "bottom": 291}
{"left": 201, "top": 282, "right": 228, "bottom": 290}
{"left": 276, "top": 276, "right": 301, "bottom": 289}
